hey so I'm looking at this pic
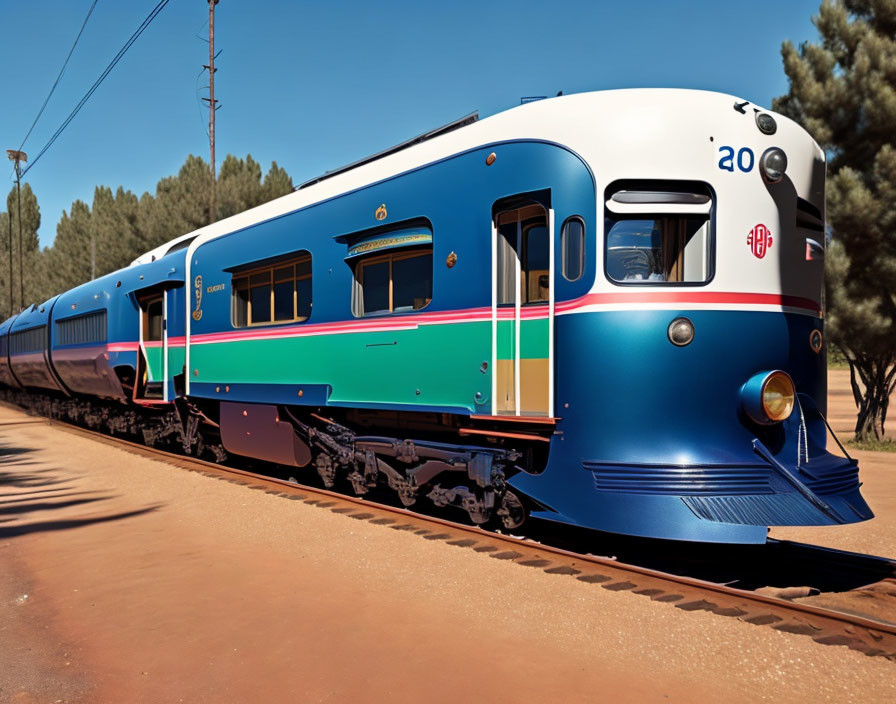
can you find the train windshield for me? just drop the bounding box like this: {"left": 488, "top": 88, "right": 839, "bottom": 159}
{"left": 606, "top": 215, "right": 710, "bottom": 283}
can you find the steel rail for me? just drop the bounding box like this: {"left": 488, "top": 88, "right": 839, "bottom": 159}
{"left": 34, "top": 418, "right": 896, "bottom": 660}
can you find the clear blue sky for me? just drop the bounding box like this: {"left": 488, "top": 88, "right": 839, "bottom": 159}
{"left": 0, "top": 0, "right": 821, "bottom": 248}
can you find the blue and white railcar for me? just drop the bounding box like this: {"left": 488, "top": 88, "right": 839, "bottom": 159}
{"left": 0, "top": 89, "right": 871, "bottom": 544}
{"left": 125, "top": 88, "right": 868, "bottom": 543}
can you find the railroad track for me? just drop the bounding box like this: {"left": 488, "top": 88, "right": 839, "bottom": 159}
{"left": 16, "top": 415, "right": 896, "bottom": 661}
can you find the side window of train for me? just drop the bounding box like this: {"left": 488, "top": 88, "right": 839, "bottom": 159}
{"left": 604, "top": 182, "right": 713, "bottom": 285}
{"left": 348, "top": 225, "right": 433, "bottom": 317}
{"left": 496, "top": 203, "right": 550, "bottom": 305}
{"left": 231, "top": 252, "right": 313, "bottom": 327}
{"left": 561, "top": 217, "right": 585, "bottom": 282}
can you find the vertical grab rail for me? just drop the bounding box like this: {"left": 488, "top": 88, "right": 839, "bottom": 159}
{"left": 137, "top": 300, "right": 147, "bottom": 398}
{"left": 490, "top": 220, "right": 498, "bottom": 415}
{"left": 162, "top": 289, "right": 169, "bottom": 402}
{"left": 514, "top": 218, "right": 522, "bottom": 416}
{"left": 548, "top": 208, "right": 555, "bottom": 418}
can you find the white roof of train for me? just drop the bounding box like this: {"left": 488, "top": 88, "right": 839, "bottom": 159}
{"left": 132, "top": 88, "right": 821, "bottom": 266}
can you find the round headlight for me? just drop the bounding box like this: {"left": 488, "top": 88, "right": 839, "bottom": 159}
{"left": 760, "top": 148, "right": 788, "bottom": 183}
{"left": 667, "top": 317, "right": 694, "bottom": 346}
{"left": 761, "top": 371, "right": 795, "bottom": 422}
{"left": 756, "top": 112, "right": 777, "bottom": 135}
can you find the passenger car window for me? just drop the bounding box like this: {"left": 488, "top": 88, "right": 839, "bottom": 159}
{"left": 604, "top": 183, "right": 713, "bottom": 285}
{"left": 354, "top": 249, "right": 432, "bottom": 316}
{"left": 232, "top": 252, "right": 312, "bottom": 327}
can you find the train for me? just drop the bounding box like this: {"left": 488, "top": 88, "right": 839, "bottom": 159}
{"left": 0, "top": 89, "right": 873, "bottom": 544}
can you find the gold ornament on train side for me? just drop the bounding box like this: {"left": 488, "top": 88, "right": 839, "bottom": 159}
{"left": 193, "top": 275, "right": 203, "bottom": 321}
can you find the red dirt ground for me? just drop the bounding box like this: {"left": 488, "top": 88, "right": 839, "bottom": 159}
{"left": 0, "top": 371, "right": 894, "bottom": 703}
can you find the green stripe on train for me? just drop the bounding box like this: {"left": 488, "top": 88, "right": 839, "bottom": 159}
{"left": 145, "top": 347, "right": 163, "bottom": 381}
{"left": 167, "top": 346, "right": 185, "bottom": 381}
{"left": 496, "top": 318, "right": 548, "bottom": 359}
{"left": 190, "top": 321, "right": 491, "bottom": 408}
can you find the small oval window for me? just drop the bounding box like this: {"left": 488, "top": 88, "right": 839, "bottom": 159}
{"left": 561, "top": 217, "right": 585, "bottom": 282}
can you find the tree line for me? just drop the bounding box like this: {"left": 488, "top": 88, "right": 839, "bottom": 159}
{"left": 0, "top": 153, "right": 293, "bottom": 318}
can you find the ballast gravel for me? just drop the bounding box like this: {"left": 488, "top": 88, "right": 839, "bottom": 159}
{"left": 0, "top": 375, "right": 893, "bottom": 703}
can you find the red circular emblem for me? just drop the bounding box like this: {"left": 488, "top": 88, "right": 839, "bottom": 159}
{"left": 747, "top": 223, "right": 773, "bottom": 259}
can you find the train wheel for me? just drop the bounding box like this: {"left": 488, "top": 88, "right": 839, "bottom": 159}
{"left": 397, "top": 485, "right": 417, "bottom": 507}
{"left": 497, "top": 491, "right": 526, "bottom": 531}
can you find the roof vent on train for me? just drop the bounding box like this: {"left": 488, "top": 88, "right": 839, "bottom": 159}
{"left": 166, "top": 234, "right": 199, "bottom": 255}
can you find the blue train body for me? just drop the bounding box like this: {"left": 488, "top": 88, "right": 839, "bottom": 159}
{"left": 0, "top": 89, "right": 874, "bottom": 543}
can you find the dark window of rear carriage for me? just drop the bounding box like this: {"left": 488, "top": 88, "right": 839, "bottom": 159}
{"left": 347, "top": 225, "right": 433, "bottom": 317}
{"left": 231, "top": 252, "right": 312, "bottom": 327}
{"left": 10, "top": 325, "right": 47, "bottom": 354}
{"left": 56, "top": 310, "right": 107, "bottom": 346}
{"left": 604, "top": 181, "right": 714, "bottom": 286}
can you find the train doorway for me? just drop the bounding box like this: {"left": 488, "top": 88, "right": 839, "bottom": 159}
{"left": 491, "top": 196, "right": 554, "bottom": 417}
{"left": 136, "top": 292, "right": 166, "bottom": 401}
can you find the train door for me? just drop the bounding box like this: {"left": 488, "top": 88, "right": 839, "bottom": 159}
{"left": 162, "top": 285, "right": 185, "bottom": 402}
{"left": 136, "top": 293, "right": 166, "bottom": 400}
{"left": 491, "top": 197, "right": 554, "bottom": 416}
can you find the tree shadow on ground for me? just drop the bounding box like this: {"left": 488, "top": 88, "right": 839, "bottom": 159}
{"left": 0, "top": 444, "right": 164, "bottom": 538}
{"left": 0, "top": 491, "right": 98, "bottom": 506}
{"left": 0, "top": 446, "right": 77, "bottom": 491}
{"left": 0, "top": 496, "right": 115, "bottom": 516}
{"left": 0, "top": 469, "right": 73, "bottom": 489}
{"left": 0, "top": 505, "right": 163, "bottom": 539}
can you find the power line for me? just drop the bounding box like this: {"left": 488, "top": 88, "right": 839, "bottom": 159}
{"left": 21, "top": 0, "right": 172, "bottom": 178}
{"left": 17, "top": 0, "right": 100, "bottom": 153}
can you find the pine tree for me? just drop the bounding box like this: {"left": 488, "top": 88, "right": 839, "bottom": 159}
{"left": 774, "top": 0, "right": 896, "bottom": 440}
{"left": 48, "top": 200, "right": 94, "bottom": 293}
{"left": 91, "top": 185, "right": 141, "bottom": 277}
{"left": 2, "top": 184, "right": 42, "bottom": 310}
{"left": 216, "top": 154, "right": 264, "bottom": 219}
{"left": 140, "top": 154, "right": 213, "bottom": 251}
{"left": 262, "top": 161, "right": 294, "bottom": 203}
{"left": 0, "top": 209, "right": 13, "bottom": 320}
{"left": 216, "top": 155, "right": 295, "bottom": 219}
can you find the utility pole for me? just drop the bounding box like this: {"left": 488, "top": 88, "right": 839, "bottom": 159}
{"left": 4, "top": 181, "right": 10, "bottom": 317}
{"left": 203, "top": 0, "right": 220, "bottom": 225}
{"left": 6, "top": 149, "right": 26, "bottom": 312}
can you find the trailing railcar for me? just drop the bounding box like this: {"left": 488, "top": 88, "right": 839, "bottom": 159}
{"left": 51, "top": 249, "right": 188, "bottom": 405}
{"left": 8, "top": 297, "right": 67, "bottom": 393}
{"left": 0, "top": 315, "right": 21, "bottom": 389}
{"left": 52, "top": 272, "right": 129, "bottom": 402}
{"left": 1, "top": 89, "right": 874, "bottom": 544}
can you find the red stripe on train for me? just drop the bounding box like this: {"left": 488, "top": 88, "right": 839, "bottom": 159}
{"left": 106, "top": 291, "right": 820, "bottom": 349}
